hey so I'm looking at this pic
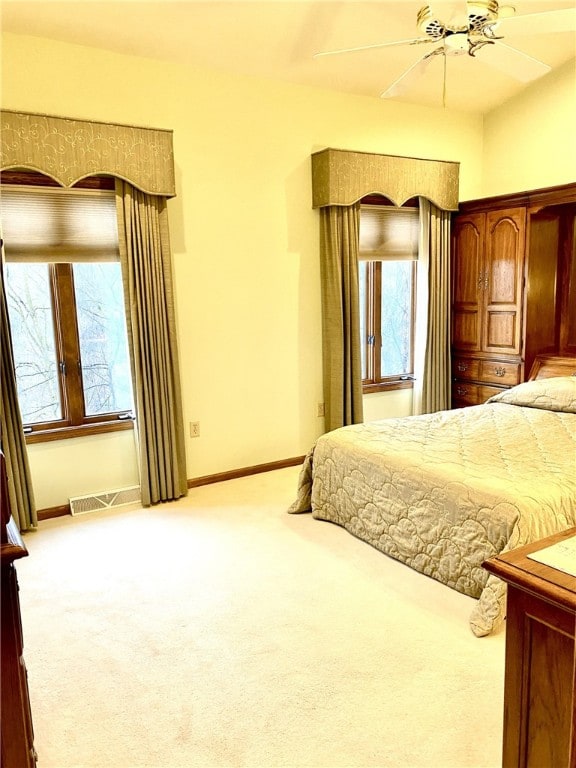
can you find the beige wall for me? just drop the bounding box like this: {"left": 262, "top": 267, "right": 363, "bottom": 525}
{"left": 25, "top": 432, "right": 140, "bottom": 510}
{"left": 480, "top": 59, "right": 576, "bottom": 198}
{"left": 2, "top": 32, "right": 571, "bottom": 510}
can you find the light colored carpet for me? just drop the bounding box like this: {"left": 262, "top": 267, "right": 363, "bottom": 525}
{"left": 17, "top": 466, "right": 505, "bottom": 768}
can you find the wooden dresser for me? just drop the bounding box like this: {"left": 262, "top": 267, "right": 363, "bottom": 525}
{"left": 451, "top": 183, "right": 576, "bottom": 407}
{"left": 484, "top": 528, "right": 576, "bottom": 768}
{"left": 1, "top": 452, "right": 37, "bottom": 767}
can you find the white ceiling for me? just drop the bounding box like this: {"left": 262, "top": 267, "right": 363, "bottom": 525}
{"left": 1, "top": 0, "right": 575, "bottom": 113}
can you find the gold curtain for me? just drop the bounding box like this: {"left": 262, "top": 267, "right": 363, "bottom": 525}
{"left": 319, "top": 204, "right": 364, "bottom": 431}
{"left": 115, "top": 181, "right": 187, "bottom": 506}
{"left": 413, "top": 198, "right": 452, "bottom": 414}
{"left": 0, "top": 256, "right": 37, "bottom": 531}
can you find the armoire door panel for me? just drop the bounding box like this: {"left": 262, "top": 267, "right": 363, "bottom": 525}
{"left": 487, "top": 257, "right": 520, "bottom": 305}
{"left": 486, "top": 208, "right": 525, "bottom": 242}
{"left": 485, "top": 210, "right": 525, "bottom": 303}
{"left": 484, "top": 311, "right": 519, "bottom": 353}
{"left": 452, "top": 310, "right": 480, "bottom": 350}
{"left": 453, "top": 268, "right": 480, "bottom": 307}
{"left": 483, "top": 208, "right": 525, "bottom": 355}
{"left": 452, "top": 213, "right": 484, "bottom": 353}
{"left": 452, "top": 216, "right": 484, "bottom": 306}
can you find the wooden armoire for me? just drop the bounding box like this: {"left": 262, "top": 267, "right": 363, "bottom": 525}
{"left": 451, "top": 182, "right": 576, "bottom": 407}
{"left": 0, "top": 452, "right": 37, "bottom": 767}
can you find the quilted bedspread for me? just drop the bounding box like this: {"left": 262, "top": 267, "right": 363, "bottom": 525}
{"left": 289, "top": 377, "right": 576, "bottom": 636}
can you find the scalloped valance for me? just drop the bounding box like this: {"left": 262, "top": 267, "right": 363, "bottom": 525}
{"left": 1, "top": 110, "right": 175, "bottom": 197}
{"left": 312, "top": 148, "right": 459, "bottom": 211}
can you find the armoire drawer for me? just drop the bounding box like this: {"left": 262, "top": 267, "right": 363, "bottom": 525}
{"left": 479, "top": 360, "right": 521, "bottom": 387}
{"left": 452, "top": 382, "right": 507, "bottom": 407}
{"left": 479, "top": 385, "right": 507, "bottom": 403}
{"left": 452, "top": 357, "right": 480, "bottom": 381}
{"left": 452, "top": 382, "right": 480, "bottom": 406}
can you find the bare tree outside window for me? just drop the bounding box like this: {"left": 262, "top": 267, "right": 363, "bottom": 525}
{"left": 4, "top": 261, "right": 133, "bottom": 435}
{"left": 380, "top": 261, "right": 413, "bottom": 377}
{"left": 74, "top": 263, "right": 133, "bottom": 417}
{"left": 5, "top": 263, "right": 62, "bottom": 423}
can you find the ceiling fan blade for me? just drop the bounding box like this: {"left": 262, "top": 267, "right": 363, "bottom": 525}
{"left": 380, "top": 49, "right": 442, "bottom": 98}
{"left": 314, "top": 37, "right": 435, "bottom": 58}
{"left": 475, "top": 41, "right": 551, "bottom": 82}
{"left": 495, "top": 7, "right": 576, "bottom": 37}
{"left": 428, "top": 1, "right": 469, "bottom": 28}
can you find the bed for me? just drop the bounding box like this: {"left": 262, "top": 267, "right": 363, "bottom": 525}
{"left": 289, "top": 355, "right": 576, "bottom": 636}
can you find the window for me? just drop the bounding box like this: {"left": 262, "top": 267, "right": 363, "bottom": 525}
{"left": 2, "top": 175, "right": 134, "bottom": 442}
{"left": 358, "top": 201, "right": 419, "bottom": 392}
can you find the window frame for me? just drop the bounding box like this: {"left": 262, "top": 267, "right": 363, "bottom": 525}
{"left": 359, "top": 196, "right": 418, "bottom": 394}
{"left": 2, "top": 170, "right": 135, "bottom": 444}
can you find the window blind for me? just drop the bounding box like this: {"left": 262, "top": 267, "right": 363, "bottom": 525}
{"left": 359, "top": 205, "right": 419, "bottom": 261}
{"left": 1, "top": 186, "right": 119, "bottom": 262}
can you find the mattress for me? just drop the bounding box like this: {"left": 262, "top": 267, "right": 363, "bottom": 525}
{"left": 289, "top": 376, "right": 576, "bottom": 636}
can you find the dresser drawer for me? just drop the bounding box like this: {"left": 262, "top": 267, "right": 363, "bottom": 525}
{"left": 479, "top": 360, "right": 521, "bottom": 387}
{"left": 452, "top": 357, "right": 480, "bottom": 381}
{"left": 452, "top": 382, "right": 481, "bottom": 407}
{"left": 479, "top": 385, "right": 507, "bottom": 403}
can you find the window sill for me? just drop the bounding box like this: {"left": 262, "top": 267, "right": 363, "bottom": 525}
{"left": 363, "top": 379, "right": 414, "bottom": 394}
{"left": 25, "top": 419, "right": 134, "bottom": 445}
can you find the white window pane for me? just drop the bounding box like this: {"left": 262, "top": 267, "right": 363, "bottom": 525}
{"left": 380, "top": 261, "right": 413, "bottom": 377}
{"left": 73, "top": 263, "right": 133, "bottom": 417}
{"left": 5, "top": 263, "right": 62, "bottom": 423}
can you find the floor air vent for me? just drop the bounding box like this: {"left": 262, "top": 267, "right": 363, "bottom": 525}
{"left": 69, "top": 486, "right": 141, "bottom": 516}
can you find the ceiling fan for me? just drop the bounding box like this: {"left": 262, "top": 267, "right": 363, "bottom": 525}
{"left": 314, "top": 1, "right": 576, "bottom": 104}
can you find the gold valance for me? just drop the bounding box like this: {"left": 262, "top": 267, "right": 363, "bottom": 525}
{"left": 1, "top": 110, "right": 176, "bottom": 197}
{"left": 312, "top": 148, "right": 459, "bottom": 211}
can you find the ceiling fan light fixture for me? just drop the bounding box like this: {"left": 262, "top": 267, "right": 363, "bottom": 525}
{"left": 444, "top": 32, "right": 469, "bottom": 54}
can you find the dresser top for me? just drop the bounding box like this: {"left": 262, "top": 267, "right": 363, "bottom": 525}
{"left": 483, "top": 527, "right": 576, "bottom": 615}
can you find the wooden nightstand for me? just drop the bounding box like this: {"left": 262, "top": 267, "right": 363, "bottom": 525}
{"left": 483, "top": 527, "right": 576, "bottom": 768}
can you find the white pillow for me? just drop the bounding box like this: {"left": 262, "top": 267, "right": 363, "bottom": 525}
{"left": 487, "top": 376, "right": 576, "bottom": 414}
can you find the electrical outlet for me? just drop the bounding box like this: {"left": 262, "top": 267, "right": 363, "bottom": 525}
{"left": 317, "top": 402, "right": 325, "bottom": 417}
{"left": 189, "top": 421, "right": 200, "bottom": 438}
